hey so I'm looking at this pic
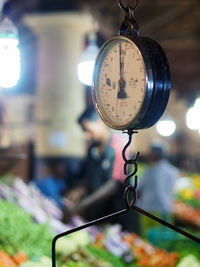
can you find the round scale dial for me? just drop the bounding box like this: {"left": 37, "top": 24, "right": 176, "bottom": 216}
{"left": 98, "top": 39, "right": 146, "bottom": 128}
{"left": 92, "top": 35, "right": 170, "bottom": 130}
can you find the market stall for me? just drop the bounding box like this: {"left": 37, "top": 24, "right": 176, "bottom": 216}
{"left": 0, "top": 176, "right": 199, "bottom": 267}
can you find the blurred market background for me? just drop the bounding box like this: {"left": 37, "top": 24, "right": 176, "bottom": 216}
{"left": 0, "top": 0, "right": 199, "bottom": 266}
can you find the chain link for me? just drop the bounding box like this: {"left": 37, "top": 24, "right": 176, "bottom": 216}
{"left": 118, "top": 0, "right": 139, "bottom": 12}
{"left": 118, "top": 5, "right": 139, "bottom": 36}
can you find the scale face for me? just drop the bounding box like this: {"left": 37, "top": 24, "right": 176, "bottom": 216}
{"left": 92, "top": 35, "right": 171, "bottom": 131}
{"left": 93, "top": 36, "right": 146, "bottom": 130}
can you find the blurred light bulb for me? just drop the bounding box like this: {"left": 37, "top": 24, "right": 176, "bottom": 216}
{"left": 186, "top": 107, "right": 200, "bottom": 130}
{"left": 194, "top": 98, "right": 200, "bottom": 110}
{"left": 0, "top": 18, "right": 20, "bottom": 88}
{"left": 156, "top": 120, "right": 176, "bottom": 137}
{"left": 78, "top": 33, "right": 99, "bottom": 86}
{"left": 78, "top": 60, "right": 96, "bottom": 86}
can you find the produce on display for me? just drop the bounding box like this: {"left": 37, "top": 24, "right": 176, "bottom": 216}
{"left": 56, "top": 230, "right": 135, "bottom": 267}
{"left": 174, "top": 174, "right": 200, "bottom": 206}
{"left": 173, "top": 174, "right": 200, "bottom": 227}
{"left": 0, "top": 177, "right": 199, "bottom": 266}
{"left": 176, "top": 255, "right": 200, "bottom": 267}
{"left": 173, "top": 200, "right": 200, "bottom": 227}
{"left": 0, "top": 200, "right": 53, "bottom": 258}
{"left": 92, "top": 226, "right": 178, "bottom": 267}
{"left": 60, "top": 247, "right": 114, "bottom": 267}
{"left": 87, "top": 246, "right": 138, "bottom": 267}
{"left": 123, "top": 233, "right": 178, "bottom": 267}
{"left": 155, "top": 228, "right": 200, "bottom": 263}
{"left": 0, "top": 250, "right": 23, "bottom": 266}
{"left": 0, "top": 177, "right": 67, "bottom": 233}
{"left": 20, "top": 256, "right": 51, "bottom": 267}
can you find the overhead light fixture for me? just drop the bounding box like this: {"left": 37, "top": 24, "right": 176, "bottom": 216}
{"left": 0, "top": 1, "right": 20, "bottom": 88}
{"left": 156, "top": 119, "right": 176, "bottom": 137}
{"left": 78, "top": 32, "right": 99, "bottom": 86}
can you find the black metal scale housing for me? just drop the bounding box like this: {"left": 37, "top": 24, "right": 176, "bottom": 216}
{"left": 52, "top": 1, "right": 200, "bottom": 266}
{"left": 131, "top": 36, "right": 170, "bottom": 129}
{"left": 92, "top": 2, "right": 170, "bottom": 130}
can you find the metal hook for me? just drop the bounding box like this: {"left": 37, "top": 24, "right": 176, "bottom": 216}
{"left": 122, "top": 129, "right": 138, "bottom": 163}
{"left": 118, "top": 0, "right": 139, "bottom": 13}
{"left": 124, "top": 151, "right": 139, "bottom": 175}
{"left": 122, "top": 129, "right": 139, "bottom": 211}
{"left": 124, "top": 177, "right": 137, "bottom": 209}
{"left": 122, "top": 129, "right": 139, "bottom": 188}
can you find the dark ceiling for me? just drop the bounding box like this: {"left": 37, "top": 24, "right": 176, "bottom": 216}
{"left": 10, "top": 0, "right": 200, "bottom": 104}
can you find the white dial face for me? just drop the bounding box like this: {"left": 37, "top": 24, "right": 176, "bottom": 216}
{"left": 94, "top": 37, "right": 147, "bottom": 129}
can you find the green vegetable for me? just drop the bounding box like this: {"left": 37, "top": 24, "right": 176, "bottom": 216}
{"left": 87, "top": 246, "right": 139, "bottom": 267}
{"left": 176, "top": 255, "right": 200, "bottom": 267}
{"left": 0, "top": 200, "right": 53, "bottom": 258}
{"left": 56, "top": 231, "right": 90, "bottom": 257}
{"left": 63, "top": 262, "right": 90, "bottom": 267}
{"left": 70, "top": 231, "right": 90, "bottom": 247}
{"left": 20, "top": 256, "right": 51, "bottom": 267}
{"left": 155, "top": 234, "right": 200, "bottom": 262}
{"left": 56, "top": 238, "right": 78, "bottom": 256}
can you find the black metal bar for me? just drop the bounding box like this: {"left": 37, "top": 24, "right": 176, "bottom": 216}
{"left": 132, "top": 204, "right": 200, "bottom": 244}
{"left": 52, "top": 208, "right": 129, "bottom": 267}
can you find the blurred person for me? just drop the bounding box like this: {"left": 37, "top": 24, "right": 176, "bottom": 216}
{"left": 64, "top": 108, "right": 139, "bottom": 233}
{"left": 137, "top": 140, "right": 179, "bottom": 224}
{"left": 35, "top": 159, "right": 67, "bottom": 208}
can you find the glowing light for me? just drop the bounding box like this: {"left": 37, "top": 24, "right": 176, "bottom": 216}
{"left": 78, "top": 60, "right": 96, "bottom": 86}
{"left": 186, "top": 98, "right": 200, "bottom": 131}
{"left": 194, "top": 98, "right": 200, "bottom": 109}
{"left": 0, "top": 19, "right": 20, "bottom": 88}
{"left": 156, "top": 120, "right": 176, "bottom": 137}
{"left": 186, "top": 107, "right": 200, "bottom": 130}
{"left": 78, "top": 33, "right": 99, "bottom": 86}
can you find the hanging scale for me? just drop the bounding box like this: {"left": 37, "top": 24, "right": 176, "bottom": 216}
{"left": 52, "top": 1, "right": 200, "bottom": 266}
{"left": 92, "top": 0, "right": 170, "bottom": 131}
